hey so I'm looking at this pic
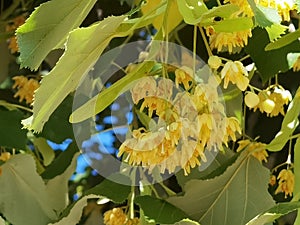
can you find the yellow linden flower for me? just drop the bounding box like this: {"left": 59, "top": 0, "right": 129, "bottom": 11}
{"left": 131, "top": 77, "right": 156, "bottom": 104}
{"left": 208, "top": 27, "right": 252, "bottom": 54}
{"left": 104, "top": 208, "right": 127, "bottom": 225}
{"left": 12, "top": 76, "right": 40, "bottom": 104}
{"left": 6, "top": 15, "right": 26, "bottom": 53}
{"left": 175, "top": 66, "right": 193, "bottom": 90}
{"left": 0, "top": 152, "right": 11, "bottom": 162}
{"left": 269, "top": 175, "right": 277, "bottom": 186}
{"left": 208, "top": 55, "right": 222, "bottom": 70}
{"left": 275, "top": 169, "right": 294, "bottom": 198}
{"left": 244, "top": 92, "right": 260, "bottom": 108}
{"left": 223, "top": 117, "right": 242, "bottom": 145}
{"left": 259, "top": 0, "right": 296, "bottom": 21}
{"left": 220, "top": 61, "right": 249, "bottom": 91}
{"left": 237, "top": 139, "right": 268, "bottom": 163}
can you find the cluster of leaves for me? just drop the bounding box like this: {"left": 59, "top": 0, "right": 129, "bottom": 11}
{"left": 2, "top": 0, "right": 300, "bottom": 225}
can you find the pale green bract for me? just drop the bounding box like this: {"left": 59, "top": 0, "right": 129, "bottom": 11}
{"left": 22, "top": 15, "right": 127, "bottom": 133}
{"left": 167, "top": 151, "right": 275, "bottom": 225}
{"left": 16, "top": 0, "right": 97, "bottom": 70}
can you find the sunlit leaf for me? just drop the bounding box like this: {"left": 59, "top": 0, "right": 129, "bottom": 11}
{"left": 168, "top": 151, "right": 275, "bottom": 225}
{"left": 135, "top": 195, "right": 188, "bottom": 224}
{"left": 210, "top": 17, "right": 253, "bottom": 33}
{"left": 141, "top": 0, "right": 182, "bottom": 33}
{"left": 176, "top": 0, "right": 208, "bottom": 25}
{"left": 246, "top": 202, "right": 300, "bottom": 225}
{"left": 70, "top": 61, "right": 155, "bottom": 123}
{"left": 267, "top": 87, "right": 300, "bottom": 151}
{"left": 199, "top": 4, "right": 239, "bottom": 22}
{"left": 21, "top": 15, "right": 127, "bottom": 133}
{"left": 287, "top": 53, "right": 300, "bottom": 68}
{"left": 0, "top": 154, "right": 57, "bottom": 225}
{"left": 17, "top": 0, "right": 97, "bottom": 70}
{"left": 293, "top": 137, "right": 300, "bottom": 201}
{"left": 265, "top": 29, "right": 300, "bottom": 51}
{"left": 265, "top": 23, "right": 287, "bottom": 42}
{"left": 0, "top": 216, "right": 5, "bottom": 225}
{"left": 247, "top": 0, "right": 277, "bottom": 27}
{"left": 34, "top": 137, "right": 55, "bottom": 166}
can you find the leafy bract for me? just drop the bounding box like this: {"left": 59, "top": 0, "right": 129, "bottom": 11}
{"left": 167, "top": 151, "right": 275, "bottom": 225}
{"left": 210, "top": 17, "right": 253, "bottom": 33}
{"left": 141, "top": 0, "right": 182, "bottom": 33}
{"left": 0, "top": 154, "right": 57, "bottom": 225}
{"left": 267, "top": 87, "right": 300, "bottom": 151}
{"left": 246, "top": 202, "right": 300, "bottom": 225}
{"left": 135, "top": 195, "right": 188, "bottom": 224}
{"left": 0, "top": 108, "right": 27, "bottom": 149}
{"left": 176, "top": 0, "right": 208, "bottom": 25}
{"left": 70, "top": 61, "right": 155, "bottom": 123}
{"left": 265, "top": 29, "right": 300, "bottom": 51}
{"left": 22, "top": 15, "right": 127, "bottom": 133}
{"left": 17, "top": 0, "right": 97, "bottom": 70}
{"left": 34, "top": 137, "right": 55, "bottom": 166}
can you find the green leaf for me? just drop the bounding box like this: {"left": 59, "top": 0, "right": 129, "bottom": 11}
{"left": 70, "top": 61, "right": 155, "bottom": 123}
{"left": 48, "top": 194, "right": 100, "bottom": 225}
{"left": 38, "top": 95, "right": 74, "bottom": 143}
{"left": 16, "top": 0, "right": 97, "bottom": 70}
{"left": 246, "top": 202, "right": 300, "bottom": 225}
{"left": 267, "top": 87, "right": 300, "bottom": 151}
{"left": 84, "top": 173, "right": 131, "bottom": 203}
{"left": 22, "top": 15, "right": 127, "bottom": 133}
{"left": 176, "top": 0, "right": 208, "bottom": 25}
{"left": 0, "top": 216, "right": 5, "bottom": 225}
{"left": 245, "top": 28, "right": 300, "bottom": 82}
{"left": 45, "top": 153, "right": 79, "bottom": 214}
{"left": 265, "top": 29, "right": 300, "bottom": 51}
{"left": 247, "top": 0, "right": 277, "bottom": 27}
{"left": 293, "top": 137, "right": 300, "bottom": 201}
{"left": 0, "top": 108, "right": 27, "bottom": 149}
{"left": 265, "top": 23, "right": 287, "bottom": 42}
{"left": 174, "top": 219, "right": 201, "bottom": 225}
{"left": 135, "top": 195, "right": 188, "bottom": 224}
{"left": 167, "top": 151, "right": 275, "bottom": 225}
{"left": 34, "top": 137, "right": 55, "bottom": 166}
{"left": 0, "top": 154, "right": 57, "bottom": 225}
{"left": 210, "top": 17, "right": 253, "bottom": 33}
{"left": 42, "top": 142, "right": 79, "bottom": 179}
{"left": 199, "top": 4, "right": 239, "bottom": 22}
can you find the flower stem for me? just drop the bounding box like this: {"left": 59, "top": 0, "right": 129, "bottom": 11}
{"left": 199, "top": 26, "right": 213, "bottom": 57}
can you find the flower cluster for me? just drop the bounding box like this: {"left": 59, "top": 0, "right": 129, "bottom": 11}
{"left": 244, "top": 86, "right": 292, "bottom": 117}
{"left": 118, "top": 67, "right": 242, "bottom": 175}
{"left": 207, "top": 0, "right": 296, "bottom": 54}
{"left": 12, "top": 75, "right": 40, "bottom": 104}
{"left": 5, "top": 15, "right": 26, "bottom": 53}
{"left": 275, "top": 169, "right": 295, "bottom": 198}
{"left": 208, "top": 56, "right": 249, "bottom": 91}
{"left": 237, "top": 139, "right": 268, "bottom": 163}
{"left": 103, "top": 208, "right": 140, "bottom": 225}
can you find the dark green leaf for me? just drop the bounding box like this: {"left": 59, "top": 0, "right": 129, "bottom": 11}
{"left": 38, "top": 95, "right": 74, "bottom": 143}
{"left": 246, "top": 202, "right": 300, "bottom": 225}
{"left": 85, "top": 174, "right": 131, "bottom": 203}
{"left": 0, "top": 108, "right": 27, "bottom": 149}
{"left": 135, "top": 195, "right": 188, "bottom": 224}
{"left": 245, "top": 28, "right": 300, "bottom": 82}
{"left": 41, "top": 142, "right": 79, "bottom": 179}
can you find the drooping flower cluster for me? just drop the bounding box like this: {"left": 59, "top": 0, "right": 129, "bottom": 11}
{"left": 103, "top": 208, "right": 140, "bottom": 225}
{"left": 207, "top": 0, "right": 296, "bottom": 53}
{"left": 5, "top": 15, "right": 26, "bottom": 53}
{"left": 237, "top": 139, "right": 268, "bottom": 163}
{"left": 12, "top": 75, "right": 40, "bottom": 104}
{"left": 275, "top": 169, "right": 295, "bottom": 198}
{"left": 118, "top": 66, "right": 242, "bottom": 175}
{"left": 244, "top": 85, "right": 292, "bottom": 117}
